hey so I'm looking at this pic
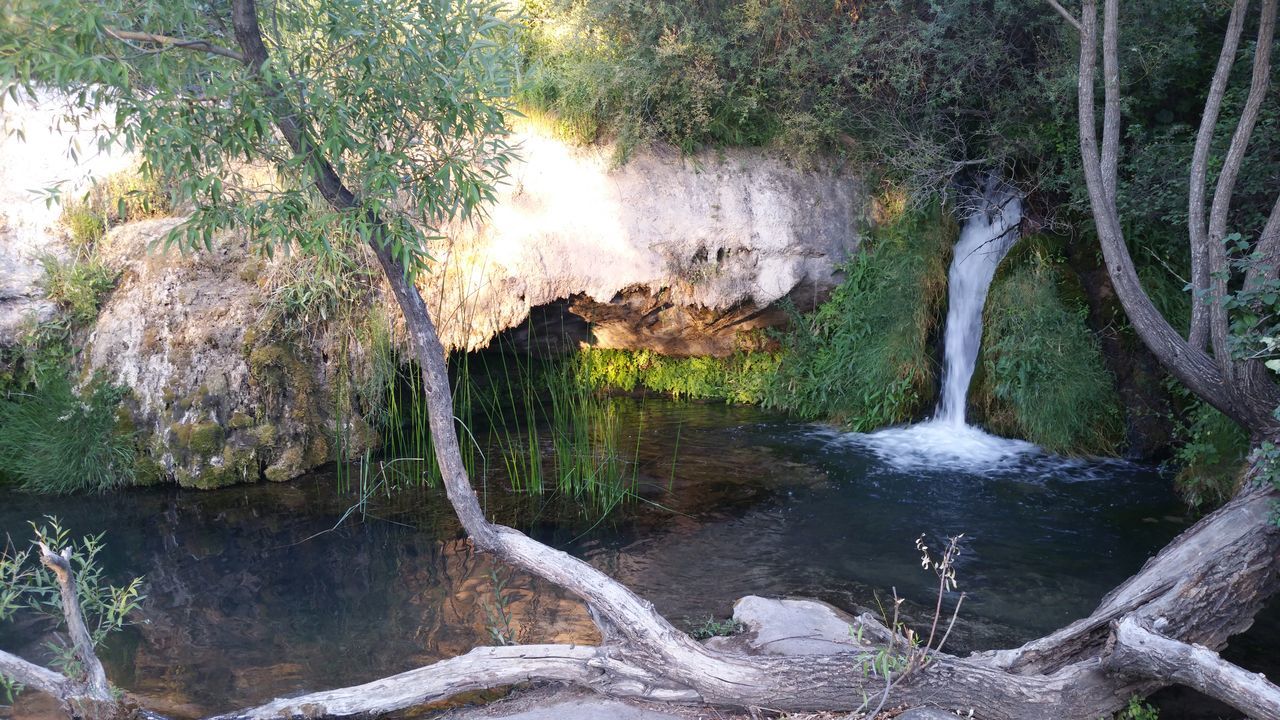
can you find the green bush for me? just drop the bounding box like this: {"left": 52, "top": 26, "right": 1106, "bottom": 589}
{"left": 39, "top": 254, "right": 119, "bottom": 325}
{"left": 1171, "top": 400, "right": 1249, "bottom": 509}
{"left": 577, "top": 347, "right": 781, "bottom": 404}
{"left": 763, "top": 206, "right": 951, "bottom": 430}
{"left": 978, "top": 257, "right": 1124, "bottom": 455}
{"left": 0, "top": 375, "right": 137, "bottom": 494}
{"left": 518, "top": 0, "right": 1072, "bottom": 181}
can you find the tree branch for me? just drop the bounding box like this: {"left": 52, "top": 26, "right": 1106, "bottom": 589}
{"left": 103, "top": 27, "right": 245, "bottom": 62}
{"left": 1188, "top": 0, "right": 1250, "bottom": 351}
{"left": 1045, "top": 0, "right": 1083, "bottom": 32}
{"left": 1206, "top": 0, "right": 1277, "bottom": 376}
{"left": 1104, "top": 616, "right": 1280, "bottom": 720}
{"left": 36, "top": 543, "right": 112, "bottom": 702}
{"left": 0, "top": 648, "right": 73, "bottom": 699}
{"left": 205, "top": 644, "right": 681, "bottom": 720}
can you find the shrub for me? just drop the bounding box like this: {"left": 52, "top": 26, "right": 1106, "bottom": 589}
{"left": 1170, "top": 400, "right": 1249, "bottom": 509}
{"left": 763, "top": 206, "right": 952, "bottom": 430}
{"left": 0, "top": 375, "right": 137, "bottom": 494}
{"left": 39, "top": 254, "right": 119, "bottom": 325}
{"left": 978, "top": 257, "right": 1125, "bottom": 455}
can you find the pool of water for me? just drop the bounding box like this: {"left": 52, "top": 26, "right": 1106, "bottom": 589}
{"left": 0, "top": 397, "right": 1275, "bottom": 718}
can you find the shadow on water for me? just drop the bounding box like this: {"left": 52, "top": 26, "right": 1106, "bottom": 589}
{"left": 1, "top": 397, "right": 1276, "bottom": 718}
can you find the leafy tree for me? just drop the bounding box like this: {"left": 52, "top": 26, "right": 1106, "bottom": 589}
{"left": 1070, "top": 0, "right": 1280, "bottom": 438}
{"left": 1, "top": 0, "right": 517, "bottom": 270}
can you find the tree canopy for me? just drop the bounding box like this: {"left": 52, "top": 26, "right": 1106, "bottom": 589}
{"left": 1, "top": 0, "right": 518, "bottom": 273}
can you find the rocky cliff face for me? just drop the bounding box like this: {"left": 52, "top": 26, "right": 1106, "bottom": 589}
{"left": 0, "top": 96, "right": 131, "bottom": 345}
{"left": 424, "top": 126, "right": 868, "bottom": 355}
{"left": 5, "top": 116, "right": 868, "bottom": 487}
{"left": 85, "top": 221, "right": 381, "bottom": 488}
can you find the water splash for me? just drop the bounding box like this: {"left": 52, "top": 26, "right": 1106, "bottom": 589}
{"left": 852, "top": 180, "right": 1032, "bottom": 471}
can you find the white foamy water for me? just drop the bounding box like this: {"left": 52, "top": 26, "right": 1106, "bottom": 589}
{"left": 936, "top": 180, "right": 1022, "bottom": 425}
{"left": 846, "top": 180, "right": 1033, "bottom": 471}
{"left": 848, "top": 420, "right": 1038, "bottom": 471}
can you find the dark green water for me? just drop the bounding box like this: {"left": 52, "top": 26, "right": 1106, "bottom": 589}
{"left": 0, "top": 398, "right": 1275, "bottom": 718}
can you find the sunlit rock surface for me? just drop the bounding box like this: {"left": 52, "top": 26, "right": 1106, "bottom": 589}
{"left": 426, "top": 124, "right": 868, "bottom": 355}
{"left": 86, "top": 221, "right": 380, "bottom": 487}
{"left": 2, "top": 101, "right": 867, "bottom": 485}
{"left": 0, "top": 96, "right": 131, "bottom": 345}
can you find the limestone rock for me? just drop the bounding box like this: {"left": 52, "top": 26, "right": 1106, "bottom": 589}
{"left": 0, "top": 95, "right": 131, "bottom": 346}
{"left": 425, "top": 125, "right": 868, "bottom": 354}
{"left": 85, "top": 220, "right": 378, "bottom": 488}
{"left": 721, "top": 595, "right": 872, "bottom": 656}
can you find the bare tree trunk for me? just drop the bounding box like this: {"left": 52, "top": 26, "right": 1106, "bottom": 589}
{"left": 1075, "top": 0, "right": 1280, "bottom": 436}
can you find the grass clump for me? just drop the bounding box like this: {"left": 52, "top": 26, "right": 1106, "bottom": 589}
{"left": 39, "top": 254, "right": 119, "bottom": 324}
{"left": 58, "top": 166, "right": 172, "bottom": 251}
{"left": 576, "top": 347, "right": 781, "bottom": 404}
{"left": 1169, "top": 400, "right": 1249, "bottom": 510}
{"left": 0, "top": 374, "right": 137, "bottom": 494}
{"left": 978, "top": 254, "right": 1124, "bottom": 455}
{"left": 763, "top": 206, "right": 952, "bottom": 430}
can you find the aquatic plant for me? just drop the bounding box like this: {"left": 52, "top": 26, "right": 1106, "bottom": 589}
{"left": 470, "top": 345, "right": 641, "bottom": 516}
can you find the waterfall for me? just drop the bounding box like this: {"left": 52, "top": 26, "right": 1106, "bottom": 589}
{"left": 848, "top": 179, "right": 1037, "bottom": 470}
{"left": 935, "top": 181, "right": 1022, "bottom": 425}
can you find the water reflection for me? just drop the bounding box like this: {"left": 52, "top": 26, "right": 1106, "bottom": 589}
{"left": 0, "top": 398, "right": 1271, "bottom": 718}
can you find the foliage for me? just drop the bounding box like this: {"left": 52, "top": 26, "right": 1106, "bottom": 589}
{"left": 0, "top": 518, "right": 144, "bottom": 694}
{"left": 472, "top": 348, "right": 643, "bottom": 515}
{"left": 763, "top": 206, "right": 951, "bottom": 430}
{"left": 38, "top": 254, "right": 119, "bottom": 325}
{"left": 1170, "top": 398, "right": 1250, "bottom": 510}
{"left": 262, "top": 247, "right": 379, "bottom": 342}
{"left": 58, "top": 167, "right": 173, "bottom": 252}
{"left": 518, "top": 0, "right": 1072, "bottom": 185}
{"left": 1, "top": 0, "right": 520, "bottom": 278}
{"left": 687, "top": 616, "right": 743, "bottom": 640}
{"left": 1248, "top": 441, "right": 1280, "bottom": 525}
{"left": 576, "top": 347, "right": 781, "bottom": 404}
{"left": 1114, "top": 696, "right": 1160, "bottom": 720}
{"left": 0, "top": 374, "right": 137, "bottom": 493}
{"left": 979, "top": 252, "right": 1124, "bottom": 455}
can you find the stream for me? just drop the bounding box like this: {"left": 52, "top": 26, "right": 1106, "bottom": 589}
{"left": 3, "top": 397, "right": 1275, "bottom": 718}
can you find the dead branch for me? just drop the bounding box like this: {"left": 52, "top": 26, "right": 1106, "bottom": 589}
{"left": 1104, "top": 616, "right": 1280, "bottom": 720}
{"left": 36, "top": 542, "right": 112, "bottom": 701}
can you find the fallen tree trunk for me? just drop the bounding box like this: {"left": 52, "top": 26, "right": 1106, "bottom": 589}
{"left": 1104, "top": 616, "right": 1280, "bottom": 720}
